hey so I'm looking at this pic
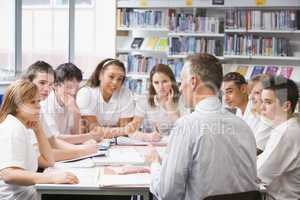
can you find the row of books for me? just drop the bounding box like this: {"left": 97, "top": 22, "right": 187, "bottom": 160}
{"left": 169, "top": 37, "right": 223, "bottom": 56}
{"left": 118, "top": 53, "right": 183, "bottom": 80}
{"left": 168, "top": 9, "right": 223, "bottom": 33}
{"left": 224, "top": 34, "right": 290, "bottom": 56}
{"left": 229, "top": 64, "right": 295, "bottom": 79}
{"left": 124, "top": 78, "right": 149, "bottom": 94}
{"left": 131, "top": 37, "right": 168, "bottom": 51}
{"left": 117, "top": 8, "right": 167, "bottom": 28}
{"left": 127, "top": 55, "right": 168, "bottom": 73}
{"left": 225, "top": 9, "right": 299, "bottom": 30}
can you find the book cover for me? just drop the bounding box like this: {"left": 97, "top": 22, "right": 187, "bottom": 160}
{"left": 279, "top": 66, "right": 294, "bottom": 78}
{"left": 265, "top": 66, "right": 279, "bottom": 76}
{"left": 131, "top": 37, "right": 144, "bottom": 49}
{"left": 250, "top": 66, "right": 265, "bottom": 78}
{"left": 155, "top": 38, "right": 168, "bottom": 51}
{"left": 145, "top": 37, "right": 159, "bottom": 50}
{"left": 235, "top": 65, "right": 249, "bottom": 77}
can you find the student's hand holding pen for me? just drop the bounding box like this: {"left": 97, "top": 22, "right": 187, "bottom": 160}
{"left": 145, "top": 144, "right": 161, "bottom": 165}
{"left": 143, "top": 130, "right": 161, "bottom": 142}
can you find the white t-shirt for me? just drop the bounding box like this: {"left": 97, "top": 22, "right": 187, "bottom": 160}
{"left": 135, "top": 95, "right": 181, "bottom": 135}
{"left": 0, "top": 115, "right": 38, "bottom": 200}
{"left": 253, "top": 116, "right": 273, "bottom": 151}
{"left": 41, "top": 91, "right": 73, "bottom": 136}
{"left": 236, "top": 101, "right": 260, "bottom": 133}
{"left": 257, "top": 117, "right": 300, "bottom": 200}
{"left": 77, "top": 86, "right": 134, "bottom": 127}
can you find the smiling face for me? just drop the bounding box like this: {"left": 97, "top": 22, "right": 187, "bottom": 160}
{"left": 32, "top": 72, "right": 54, "bottom": 100}
{"left": 249, "top": 82, "right": 263, "bottom": 111}
{"left": 152, "top": 72, "right": 173, "bottom": 98}
{"left": 99, "top": 64, "right": 125, "bottom": 97}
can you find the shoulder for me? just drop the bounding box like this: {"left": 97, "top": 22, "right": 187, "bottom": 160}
{"left": 0, "top": 115, "right": 27, "bottom": 139}
{"left": 78, "top": 86, "right": 97, "bottom": 97}
{"left": 118, "top": 86, "right": 133, "bottom": 97}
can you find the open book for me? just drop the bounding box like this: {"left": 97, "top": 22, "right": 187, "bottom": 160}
{"left": 116, "top": 136, "right": 169, "bottom": 146}
{"left": 92, "top": 147, "right": 145, "bottom": 166}
{"left": 98, "top": 166, "right": 150, "bottom": 187}
{"left": 60, "top": 150, "right": 107, "bottom": 163}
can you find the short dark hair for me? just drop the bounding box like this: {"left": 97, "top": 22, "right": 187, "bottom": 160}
{"left": 223, "top": 72, "right": 247, "bottom": 86}
{"left": 22, "top": 60, "right": 55, "bottom": 81}
{"left": 186, "top": 53, "right": 223, "bottom": 91}
{"left": 55, "top": 63, "right": 82, "bottom": 84}
{"left": 86, "top": 58, "right": 126, "bottom": 88}
{"left": 262, "top": 75, "right": 299, "bottom": 114}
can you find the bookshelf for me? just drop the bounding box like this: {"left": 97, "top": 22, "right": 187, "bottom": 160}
{"left": 116, "top": 0, "right": 300, "bottom": 95}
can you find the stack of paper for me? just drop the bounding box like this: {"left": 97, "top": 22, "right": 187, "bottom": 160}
{"left": 98, "top": 167, "right": 150, "bottom": 187}
{"left": 92, "top": 147, "right": 145, "bottom": 166}
{"left": 116, "top": 136, "right": 168, "bottom": 146}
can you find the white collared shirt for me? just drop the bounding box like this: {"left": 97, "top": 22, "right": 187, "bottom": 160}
{"left": 0, "top": 115, "right": 38, "bottom": 200}
{"left": 150, "top": 96, "right": 258, "bottom": 200}
{"left": 254, "top": 116, "right": 273, "bottom": 151}
{"left": 41, "top": 91, "right": 73, "bottom": 136}
{"left": 236, "top": 101, "right": 260, "bottom": 133}
{"left": 257, "top": 117, "right": 300, "bottom": 200}
{"left": 135, "top": 95, "right": 180, "bottom": 135}
{"left": 76, "top": 86, "right": 134, "bottom": 127}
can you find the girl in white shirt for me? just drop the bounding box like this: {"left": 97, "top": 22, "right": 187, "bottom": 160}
{"left": 77, "top": 58, "right": 134, "bottom": 138}
{"left": 0, "top": 80, "right": 78, "bottom": 200}
{"left": 130, "top": 64, "right": 181, "bottom": 141}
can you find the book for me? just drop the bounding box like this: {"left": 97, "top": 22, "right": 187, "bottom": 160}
{"left": 60, "top": 151, "right": 107, "bottom": 163}
{"left": 235, "top": 65, "right": 249, "bottom": 77}
{"left": 131, "top": 37, "right": 144, "bottom": 49}
{"left": 116, "top": 136, "right": 168, "bottom": 146}
{"left": 155, "top": 37, "right": 168, "bottom": 51}
{"left": 92, "top": 147, "right": 145, "bottom": 166}
{"left": 265, "top": 66, "right": 279, "bottom": 76}
{"left": 98, "top": 167, "right": 150, "bottom": 187}
{"left": 144, "top": 37, "right": 159, "bottom": 50}
{"left": 250, "top": 66, "right": 265, "bottom": 78}
{"left": 279, "top": 66, "right": 294, "bottom": 78}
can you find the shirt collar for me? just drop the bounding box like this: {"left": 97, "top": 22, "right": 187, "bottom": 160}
{"left": 273, "top": 117, "right": 298, "bottom": 133}
{"left": 99, "top": 88, "right": 118, "bottom": 104}
{"left": 195, "top": 96, "right": 222, "bottom": 113}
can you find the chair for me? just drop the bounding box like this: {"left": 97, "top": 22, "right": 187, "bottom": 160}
{"left": 203, "top": 191, "right": 262, "bottom": 200}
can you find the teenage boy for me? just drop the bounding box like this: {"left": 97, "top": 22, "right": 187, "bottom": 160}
{"left": 258, "top": 75, "right": 300, "bottom": 200}
{"left": 24, "top": 61, "right": 99, "bottom": 161}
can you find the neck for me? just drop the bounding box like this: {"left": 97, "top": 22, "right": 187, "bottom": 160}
{"left": 14, "top": 114, "right": 29, "bottom": 128}
{"left": 193, "top": 87, "right": 216, "bottom": 106}
{"left": 238, "top": 97, "right": 248, "bottom": 115}
{"left": 273, "top": 113, "right": 293, "bottom": 127}
{"left": 100, "top": 87, "right": 112, "bottom": 102}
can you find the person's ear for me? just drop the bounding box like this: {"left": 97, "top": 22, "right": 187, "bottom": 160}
{"left": 240, "top": 84, "right": 248, "bottom": 94}
{"left": 282, "top": 101, "right": 292, "bottom": 113}
{"left": 191, "top": 76, "right": 198, "bottom": 91}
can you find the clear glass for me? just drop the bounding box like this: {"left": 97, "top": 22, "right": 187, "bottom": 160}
{"left": 22, "top": 0, "right": 69, "bottom": 70}
{"left": 0, "top": 0, "right": 15, "bottom": 79}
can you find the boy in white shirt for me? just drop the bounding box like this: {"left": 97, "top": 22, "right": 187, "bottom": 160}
{"left": 222, "top": 72, "right": 260, "bottom": 132}
{"left": 37, "top": 62, "right": 103, "bottom": 144}
{"left": 258, "top": 75, "right": 300, "bottom": 200}
{"left": 23, "top": 61, "right": 99, "bottom": 161}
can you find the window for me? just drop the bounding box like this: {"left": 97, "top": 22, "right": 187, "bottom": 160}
{"left": 22, "top": 0, "right": 51, "bottom": 7}
{"left": 22, "top": 0, "right": 69, "bottom": 70}
{"left": 74, "top": 0, "right": 116, "bottom": 78}
{"left": 0, "top": 0, "right": 15, "bottom": 79}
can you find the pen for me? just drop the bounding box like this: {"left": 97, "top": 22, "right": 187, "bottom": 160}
{"left": 114, "top": 136, "right": 118, "bottom": 145}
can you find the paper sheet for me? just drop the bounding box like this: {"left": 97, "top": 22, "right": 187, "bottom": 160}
{"left": 92, "top": 147, "right": 145, "bottom": 166}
